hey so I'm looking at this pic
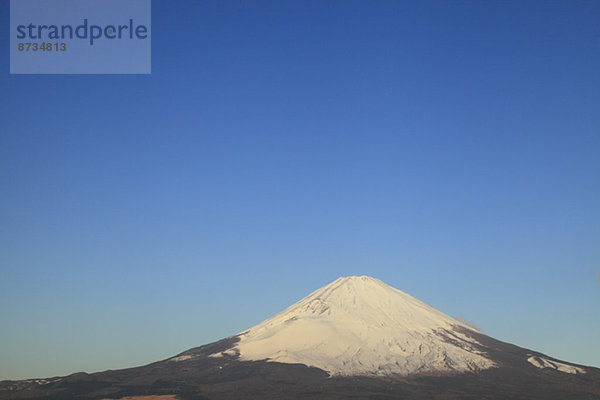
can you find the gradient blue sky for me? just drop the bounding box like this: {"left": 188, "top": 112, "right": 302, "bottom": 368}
{"left": 1, "top": 1, "right": 599, "bottom": 380}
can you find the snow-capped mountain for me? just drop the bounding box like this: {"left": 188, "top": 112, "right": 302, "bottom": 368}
{"left": 1, "top": 276, "right": 598, "bottom": 400}
{"left": 215, "top": 275, "right": 495, "bottom": 375}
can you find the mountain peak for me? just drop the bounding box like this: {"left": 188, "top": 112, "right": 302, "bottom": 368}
{"left": 337, "top": 274, "right": 378, "bottom": 281}
{"left": 331, "top": 275, "right": 385, "bottom": 289}
{"left": 214, "top": 276, "right": 495, "bottom": 376}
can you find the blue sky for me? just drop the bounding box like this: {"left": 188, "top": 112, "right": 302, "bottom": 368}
{"left": 1, "top": 0, "right": 599, "bottom": 380}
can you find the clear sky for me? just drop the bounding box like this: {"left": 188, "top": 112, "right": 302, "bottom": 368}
{"left": 1, "top": 1, "right": 599, "bottom": 380}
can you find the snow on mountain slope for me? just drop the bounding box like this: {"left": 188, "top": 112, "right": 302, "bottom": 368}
{"left": 527, "top": 356, "right": 586, "bottom": 374}
{"left": 213, "top": 276, "right": 496, "bottom": 376}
